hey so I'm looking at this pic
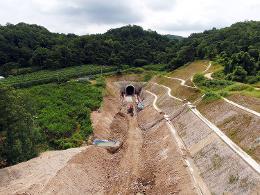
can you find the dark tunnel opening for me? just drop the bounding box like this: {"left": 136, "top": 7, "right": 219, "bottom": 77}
{"left": 125, "top": 85, "right": 135, "bottom": 96}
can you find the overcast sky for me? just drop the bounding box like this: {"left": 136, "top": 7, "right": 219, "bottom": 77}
{"left": 0, "top": 0, "right": 259, "bottom": 37}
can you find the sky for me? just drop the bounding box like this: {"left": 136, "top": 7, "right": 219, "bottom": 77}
{"left": 0, "top": 0, "right": 259, "bottom": 37}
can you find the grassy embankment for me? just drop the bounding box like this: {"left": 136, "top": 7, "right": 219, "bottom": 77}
{"left": 193, "top": 62, "right": 260, "bottom": 102}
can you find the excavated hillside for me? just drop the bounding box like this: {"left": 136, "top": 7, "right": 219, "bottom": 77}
{"left": 0, "top": 79, "right": 197, "bottom": 195}
{"left": 0, "top": 62, "right": 259, "bottom": 195}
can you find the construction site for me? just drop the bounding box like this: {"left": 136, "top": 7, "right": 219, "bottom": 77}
{"left": 0, "top": 61, "right": 259, "bottom": 195}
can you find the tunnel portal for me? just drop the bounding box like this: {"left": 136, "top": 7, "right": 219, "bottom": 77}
{"left": 125, "top": 85, "right": 135, "bottom": 96}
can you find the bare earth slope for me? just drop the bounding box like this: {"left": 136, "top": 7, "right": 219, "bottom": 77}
{"left": 0, "top": 80, "right": 196, "bottom": 195}
{"left": 145, "top": 82, "right": 260, "bottom": 194}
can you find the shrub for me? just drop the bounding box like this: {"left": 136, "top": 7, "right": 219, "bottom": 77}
{"left": 194, "top": 73, "right": 233, "bottom": 91}
{"left": 142, "top": 64, "right": 167, "bottom": 71}
{"left": 219, "top": 90, "right": 229, "bottom": 97}
{"left": 246, "top": 76, "right": 258, "bottom": 84}
{"left": 193, "top": 73, "right": 206, "bottom": 86}
{"left": 203, "top": 91, "right": 221, "bottom": 102}
{"left": 95, "top": 77, "right": 106, "bottom": 88}
{"left": 143, "top": 72, "right": 154, "bottom": 82}
{"left": 0, "top": 84, "right": 38, "bottom": 167}
{"left": 212, "top": 70, "right": 226, "bottom": 80}
{"left": 126, "top": 67, "right": 145, "bottom": 74}
{"left": 0, "top": 65, "right": 116, "bottom": 88}
{"left": 231, "top": 66, "right": 248, "bottom": 82}
{"left": 229, "top": 174, "right": 239, "bottom": 184}
{"left": 133, "top": 59, "right": 148, "bottom": 67}
{"left": 226, "top": 83, "right": 252, "bottom": 91}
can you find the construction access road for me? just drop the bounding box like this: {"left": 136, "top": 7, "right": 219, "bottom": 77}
{"left": 0, "top": 80, "right": 197, "bottom": 195}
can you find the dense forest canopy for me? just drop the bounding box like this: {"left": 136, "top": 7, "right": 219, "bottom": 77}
{"left": 167, "top": 21, "right": 260, "bottom": 83}
{"left": 0, "top": 21, "right": 259, "bottom": 82}
{"left": 0, "top": 23, "right": 172, "bottom": 74}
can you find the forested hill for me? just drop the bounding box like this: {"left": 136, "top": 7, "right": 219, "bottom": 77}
{"left": 0, "top": 24, "right": 173, "bottom": 75}
{"left": 0, "top": 21, "right": 260, "bottom": 83}
{"left": 167, "top": 21, "right": 260, "bottom": 83}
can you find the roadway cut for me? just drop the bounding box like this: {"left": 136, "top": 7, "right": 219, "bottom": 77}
{"left": 0, "top": 80, "right": 197, "bottom": 194}
{"left": 145, "top": 81, "right": 260, "bottom": 194}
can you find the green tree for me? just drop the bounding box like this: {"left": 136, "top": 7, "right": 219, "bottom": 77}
{"left": 229, "top": 66, "right": 248, "bottom": 82}
{"left": 31, "top": 47, "right": 51, "bottom": 69}
{"left": 0, "top": 84, "right": 38, "bottom": 166}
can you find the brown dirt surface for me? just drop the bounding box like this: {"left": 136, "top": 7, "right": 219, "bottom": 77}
{"left": 167, "top": 60, "right": 209, "bottom": 80}
{"left": 197, "top": 99, "right": 260, "bottom": 162}
{"left": 155, "top": 76, "right": 202, "bottom": 102}
{"left": 227, "top": 93, "right": 260, "bottom": 113}
{"left": 0, "top": 147, "right": 87, "bottom": 195}
{"left": 0, "top": 79, "right": 197, "bottom": 195}
{"left": 137, "top": 103, "right": 196, "bottom": 194}
{"left": 146, "top": 81, "right": 260, "bottom": 194}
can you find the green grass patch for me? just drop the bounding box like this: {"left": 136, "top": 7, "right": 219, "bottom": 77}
{"left": 193, "top": 73, "right": 260, "bottom": 99}
{"left": 142, "top": 64, "right": 168, "bottom": 72}
{"left": 203, "top": 91, "right": 221, "bottom": 103}
{"left": 229, "top": 174, "right": 239, "bottom": 184}
{"left": 211, "top": 154, "right": 223, "bottom": 170}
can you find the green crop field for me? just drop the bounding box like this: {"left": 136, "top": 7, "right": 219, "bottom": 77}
{"left": 0, "top": 65, "right": 116, "bottom": 88}
{"left": 19, "top": 79, "right": 105, "bottom": 150}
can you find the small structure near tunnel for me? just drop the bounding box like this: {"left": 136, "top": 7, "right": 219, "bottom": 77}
{"left": 118, "top": 81, "right": 145, "bottom": 115}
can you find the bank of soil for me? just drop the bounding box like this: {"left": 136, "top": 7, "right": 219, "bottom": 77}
{"left": 154, "top": 76, "right": 201, "bottom": 102}
{"left": 0, "top": 80, "right": 197, "bottom": 194}
{"left": 197, "top": 99, "right": 260, "bottom": 163}
{"left": 227, "top": 93, "right": 260, "bottom": 113}
{"left": 167, "top": 60, "right": 209, "bottom": 80}
{"left": 145, "top": 82, "right": 260, "bottom": 195}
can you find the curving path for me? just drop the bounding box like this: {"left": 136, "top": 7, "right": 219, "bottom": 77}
{"left": 152, "top": 82, "right": 183, "bottom": 102}
{"left": 202, "top": 62, "right": 212, "bottom": 73}
{"left": 204, "top": 72, "right": 213, "bottom": 80}
{"left": 164, "top": 76, "right": 197, "bottom": 89}
{"left": 164, "top": 61, "right": 260, "bottom": 117}
{"left": 148, "top": 82, "right": 260, "bottom": 174}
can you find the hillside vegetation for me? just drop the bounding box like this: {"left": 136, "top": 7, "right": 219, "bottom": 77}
{"left": 167, "top": 21, "right": 260, "bottom": 83}
{"left": 0, "top": 24, "right": 171, "bottom": 75}
{"left": 0, "top": 79, "right": 105, "bottom": 167}
{"left": 0, "top": 64, "right": 115, "bottom": 88}
{"left": 0, "top": 21, "right": 260, "bottom": 167}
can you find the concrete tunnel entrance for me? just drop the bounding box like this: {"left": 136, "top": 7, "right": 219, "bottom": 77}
{"left": 125, "top": 85, "right": 135, "bottom": 96}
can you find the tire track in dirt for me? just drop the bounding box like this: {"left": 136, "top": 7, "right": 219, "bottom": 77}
{"left": 107, "top": 115, "right": 144, "bottom": 194}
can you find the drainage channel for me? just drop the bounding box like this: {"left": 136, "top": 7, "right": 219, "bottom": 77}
{"left": 145, "top": 90, "right": 210, "bottom": 195}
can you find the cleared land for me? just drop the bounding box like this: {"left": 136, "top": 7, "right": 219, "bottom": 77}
{"left": 145, "top": 82, "right": 260, "bottom": 194}
{"left": 167, "top": 60, "right": 209, "bottom": 80}
{"left": 0, "top": 60, "right": 259, "bottom": 195}
{"left": 0, "top": 79, "right": 196, "bottom": 194}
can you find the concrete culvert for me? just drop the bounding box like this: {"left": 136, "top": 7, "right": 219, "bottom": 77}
{"left": 126, "top": 85, "right": 135, "bottom": 96}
